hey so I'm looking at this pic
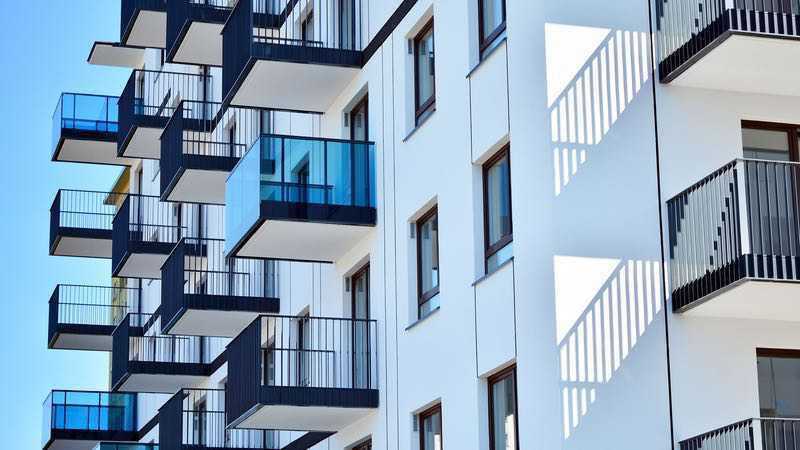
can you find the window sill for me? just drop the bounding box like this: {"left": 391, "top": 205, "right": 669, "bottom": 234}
{"left": 403, "top": 108, "right": 437, "bottom": 142}
{"left": 472, "top": 256, "right": 514, "bottom": 287}
{"left": 404, "top": 306, "right": 441, "bottom": 332}
{"left": 466, "top": 36, "right": 507, "bottom": 79}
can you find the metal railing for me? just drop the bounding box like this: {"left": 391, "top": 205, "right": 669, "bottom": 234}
{"left": 49, "top": 284, "right": 138, "bottom": 330}
{"left": 43, "top": 390, "right": 136, "bottom": 448}
{"left": 680, "top": 418, "right": 800, "bottom": 450}
{"left": 93, "top": 443, "right": 159, "bottom": 450}
{"left": 667, "top": 159, "right": 800, "bottom": 310}
{"left": 50, "top": 190, "right": 126, "bottom": 254}
{"left": 121, "top": 0, "right": 167, "bottom": 44}
{"left": 52, "top": 93, "right": 118, "bottom": 155}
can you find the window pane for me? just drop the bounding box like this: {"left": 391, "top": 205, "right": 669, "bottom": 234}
{"left": 742, "top": 127, "right": 790, "bottom": 161}
{"left": 486, "top": 154, "right": 512, "bottom": 245}
{"left": 758, "top": 354, "right": 800, "bottom": 417}
{"left": 487, "top": 242, "right": 513, "bottom": 272}
{"left": 481, "top": 0, "right": 505, "bottom": 41}
{"left": 422, "top": 409, "right": 443, "bottom": 450}
{"left": 416, "top": 27, "right": 435, "bottom": 110}
{"left": 491, "top": 373, "right": 517, "bottom": 450}
{"left": 419, "top": 213, "right": 439, "bottom": 295}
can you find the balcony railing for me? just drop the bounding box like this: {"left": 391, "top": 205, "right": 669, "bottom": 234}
{"left": 225, "top": 134, "right": 376, "bottom": 257}
{"left": 52, "top": 93, "right": 119, "bottom": 161}
{"left": 166, "top": 0, "right": 232, "bottom": 63}
{"left": 118, "top": 69, "right": 212, "bottom": 157}
{"left": 49, "top": 284, "right": 139, "bottom": 349}
{"left": 667, "top": 159, "right": 800, "bottom": 311}
{"left": 222, "top": 0, "right": 365, "bottom": 105}
{"left": 679, "top": 418, "right": 800, "bottom": 450}
{"left": 160, "top": 389, "right": 277, "bottom": 449}
{"left": 50, "top": 190, "right": 126, "bottom": 257}
{"left": 657, "top": 0, "right": 800, "bottom": 81}
{"left": 121, "top": 0, "right": 167, "bottom": 46}
{"left": 226, "top": 315, "right": 378, "bottom": 427}
{"left": 42, "top": 390, "right": 136, "bottom": 449}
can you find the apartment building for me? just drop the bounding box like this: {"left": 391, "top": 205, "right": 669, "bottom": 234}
{"left": 41, "top": 0, "right": 800, "bottom": 450}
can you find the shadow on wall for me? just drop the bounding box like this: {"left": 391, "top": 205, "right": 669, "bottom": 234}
{"left": 547, "top": 27, "right": 652, "bottom": 196}
{"left": 557, "top": 258, "right": 663, "bottom": 439}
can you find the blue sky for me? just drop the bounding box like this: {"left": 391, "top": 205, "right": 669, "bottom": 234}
{"left": 0, "top": 2, "right": 132, "bottom": 447}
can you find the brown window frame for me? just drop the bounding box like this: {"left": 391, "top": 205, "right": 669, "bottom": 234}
{"left": 414, "top": 20, "right": 436, "bottom": 125}
{"left": 416, "top": 206, "right": 440, "bottom": 315}
{"left": 352, "top": 440, "right": 372, "bottom": 450}
{"left": 478, "top": 0, "right": 507, "bottom": 55}
{"left": 419, "top": 403, "right": 443, "bottom": 450}
{"left": 741, "top": 120, "right": 800, "bottom": 162}
{"left": 482, "top": 145, "right": 513, "bottom": 271}
{"left": 350, "top": 263, "right": 370, "bottom": 388}
{"left": 488, "top": 365, "right": 519, "bottom": 450}
{"left": 350, "top": 94, "right": 369, "bottom": 141}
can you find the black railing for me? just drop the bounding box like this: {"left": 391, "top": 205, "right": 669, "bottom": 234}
{"left": 222, "top": 0, "right": 365, "bottom": 104}
{"left": 118, "top": 69, "right": 213, "bottom": 156}
{"left": 226, "top": 314, "right": 378, "bottom": 423}
{"left": 161, "top": 389, "right": 276, "bottom": 449}
{"left": 50, "top": 190, "right": 126, "bottom": 254}
{"left": 49, "top": 284, "right": 138, "bottom": 339}
{"left": 121, "top": 0, "right": 167, "bottom": 45}
{"left": 679, "top": 418, "right": 800, "bottom": 450}
{"left": 167, "top": 0, "right": 232, "bottom": 62}
{"left": 667, "top": 159, "right": 800, "bottom": 311}
{"left": 42, "top": 390, "right": 136, "bottom": 448}
{"left": 657, "top": 0, "right": 800, "bottom": 81}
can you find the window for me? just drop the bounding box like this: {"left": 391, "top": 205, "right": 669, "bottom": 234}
{"left": 489, "top": 366, "right": 518, "bottom": 450}
{"left": 192, "top": 399, "right": 207, "bottom": 446}
{"left": 350, "top": 96, "right": 369, "bottom": 141}
{"left": 478, "top": 0, "right": 506, "bottom": 55}
{"left": 483, "top": 146, "right": 513, "bottom": 272}
{"left": 417, "top": 207, "right": 440, "bottom": 318}
{"left": 351, "top": 264, "right": 370, "bottom": 389}
{"left": 297, "top": 314, "right": 311, "bottom": 386}
{"left": 340, "top": 0, "right": 356, "bottom": 50}
{"left": 419, "top": 404, "right": 443, "bottom": 450}
{"left": 741, "top": 121, "right": 800, "bottom": 162}
{"left": 353, "top": 440, "right": 372, "bottom": 450}
{"left": 414, "top": 21, "right": 436, "bottom": 125}
{"left": 302, "top": 11, "right": 315, "bottom": 43}
{"left": 757, "top": 349, "right": 800, "bottom": 418}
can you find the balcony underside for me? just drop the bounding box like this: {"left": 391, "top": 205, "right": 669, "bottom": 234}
{"left": 170, "top": 20, "right": 225, "bottom": 66}
{"left": 113, "top": 364, "right": 209, "bottom": 393}
{"left": 51, "top": 229, "right": 112, "bottom": 258}
{"left": 161, "top": 156, "right": 239, "bottom": 204}
{"left": 682, "top": 278, "right": 800, "bottom": 321}
{"left": 49, "top": 324, "right": 116, "bottom": 351}
{"left": 162, "top": 295, "right": 279, "bottom": 337}
{"left": 231, "top": 202, "right": 376, "bottom": 263}
{"left": 113, "top": 242, "right": 175, "bottom": 278}
{"left": 232, "top": 387, "right": 379, "bottom": 432}
{"left": 44, "top": 431, "right": 138, "bottom": 450}
{"left": 119, "top": 117, "right": 169, "bottom": 159}
{"left": 123, "top": 10, "right": 166, "bottom": 48}
{"left": 667, "top": 32, "right": 800, "bottom": 96}
{"left": 229, "top": 56, "right": 360, "bottom": 112}
{"left": 88, "top": 41, "right": 146, "bottom": 68}
{"left": 54, "top": 133, "right": 134, "bottom": 166}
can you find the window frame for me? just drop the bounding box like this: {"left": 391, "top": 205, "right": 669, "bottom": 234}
{"left": 488, "top": 365, "right": 519, "bottom": 450}
{"left": 418, "top": 403, "right": 443, "bottom": 450}
{"left": 414, "top": 20, "right": 436, "bottom": 125}
{"left": 350, "top": 95, "right": 369, "bottom": 141}
{"left": 741, "top": 120, "right": 800, "bottom": 162}
{"left": 352, "top": 439, "right": 372, "bottom": 450}
{"left": 482, "top": 145, "right": 513, "bottom": 271}
{"left": 478, "top": 0, "right": 507, "bottom": 55}
{"left": 416, "top": 206, "right": 440, "bottom": 315}
{"left": 301, "top": 11, "right": 315, "bottom": 43}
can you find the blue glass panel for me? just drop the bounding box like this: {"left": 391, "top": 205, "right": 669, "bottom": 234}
{"left": 225, "top": 142, "right": 261, "bottom": 255}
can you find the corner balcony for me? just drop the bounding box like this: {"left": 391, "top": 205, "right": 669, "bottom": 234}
{"left": 48, "top": 284, "right": 138, "bottom": 351}
{"left": 679, "top": 418, "right": 800, "bottom": 450}
{"left": 118, "top": 69, "right": 212, "bottom": 160}
{"left": 226, "top": 135, "right": 376, "bottom": 263}
{"left": 160, "top": 101, "right": 256, "bottom": 204}
{"left": 667, "top": 159, "right": 800, "bottom": 320}
{"left": 657, "top": 0, "right": 800, "bottom": 95}
{"left": 111, "top": 313, "right": 227, "bottom": 393}
{"left": 222, "top": 0, "right": 364, "bottom": 111}
{"left": 121, "top": 0, "right": 167, "bottom": 48}
{"left": 52, "top": 93, "right": 133, "bottom": 166}
{"left": 161, "top": 238, "right": 279, "bottom": 338}
{"left": 42, "top": 390, "right": 137, "bottom": 450}
{"left": 158, "top": 389, "right": 278, "bottom": 450}
{"left": 166, "top": 0, "right": 232, "bottom": 66}
{"left": 50, "top": 190, "right": 126, "bottom": 259}
{"left": 111, "top": 194, "right": 222, "bottom": 278}
{"left": 226, "top": 315, "right": 379, "bottom": 432}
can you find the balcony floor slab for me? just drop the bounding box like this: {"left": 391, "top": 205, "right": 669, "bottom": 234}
{"left": 683, "top": 279, "right": 800, "bottom": 321}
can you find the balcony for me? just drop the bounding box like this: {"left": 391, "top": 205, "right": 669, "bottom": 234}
{"left": 48, "top": 284, "right": 138, "bottom": 351}
{"left": 161, "top": 238, "right": 279, "bottom": 338}
{"left": 667, "top": 159, "right": 800, "bottom": 319}
{"left": 111, "top": 194, "right": 222, "bottom": 278}
{"left": 111, "top": 313, "right": 227, "bottom": 393}
{"left": 93, "top": 444, "right": 158, "bottom": 450}
{"left": 42, "top": 390, "right": 137, "bottom": 450}
{"left": 657, "top": 0, "right": 800, "bottom": 95}
{"left": 52, "top": 93, "right": 133, "bottom": 166}
{"left": 50, "top": 190, "right": 126, "bottom": 259}
{"left": 121, "top": 0, "right": 167, "bottom": 49}
{"left": 226, "top": 315, "right": 379, "bottom": 432}
{"left": 88, "top": 42, "right": 146, "bottom": 68}
{"left": 118, "top": 69, "right": 212, "bottom": 160}
{"left": 679, "top": 418, "right": 800, "bottom": 450}
{"left": 222, "top": 0, "right": 365, "bottom": 111}
{"left": 226, "top": 135, "right": 376, "bottom": 263}
{"left": 160, "top": 102, "right": 259, "bottom": 204}
{"left": 166, "top": 0, "right": 232, "bottom": 66}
